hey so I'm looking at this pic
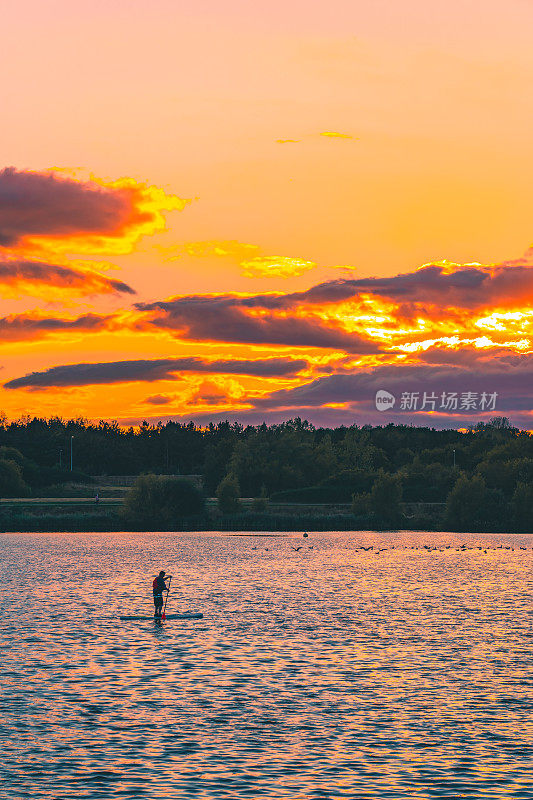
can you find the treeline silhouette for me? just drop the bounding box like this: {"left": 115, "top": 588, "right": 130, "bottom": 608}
{"left": 0, "top": 415, "right": 532, "bottom": 532}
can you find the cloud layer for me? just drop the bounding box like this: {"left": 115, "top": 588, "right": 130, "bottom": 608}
{"left": 136, "top": 295, "right": 383, "bottom": 353}
{"left": 0, "top": 258, "right": 134, "bottom": 295}
{"left": 0, "top": 167, "right": 188, "bottom": 253}
{"left": 1, "top": 164, "right": 531, "bottom": 430}
{"left": 0, "top": 313, "right": 112, "bottom": 342}
{"left": 5, "top": 356, "right": 307, "bottom": 389}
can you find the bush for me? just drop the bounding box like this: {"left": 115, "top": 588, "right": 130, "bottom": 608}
{"left": 216, "top": 473, "right": 242, "bottom": 514}
{"left": 124, "top": 474, "right": 205, "bottom": 528}
{"left": 369, "top": 470, "right": 402, "bottom": 524}
{"left": 445, "top": 473, "right": 507, "bottom": 531}
{"left": 0, "top": 459, "right": 29, "bottom": 497}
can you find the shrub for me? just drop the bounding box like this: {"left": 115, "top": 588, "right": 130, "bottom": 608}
{"left": 445, "top": 473, "right": 507, "bottom": 531}
{"left": 124, "top": 474, "right": 205, "bottom": 528}
{"left": 369, "top": 470, "right": 402, "bottom": 524}
{"left": 0, "top": 459, "right": 29, "bottom": 498}
{"left": 216, "top": 473, "right": 242, "bottom": 514}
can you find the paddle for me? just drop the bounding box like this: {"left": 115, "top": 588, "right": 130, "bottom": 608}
{"left": 161, "top": 575, "right": 172, "bottom": 621}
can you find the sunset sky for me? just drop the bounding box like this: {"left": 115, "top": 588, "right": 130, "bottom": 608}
{"left": 2, "top": 0, "right": 532, "bottom": 428}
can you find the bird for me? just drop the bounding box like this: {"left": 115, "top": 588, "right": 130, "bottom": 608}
{"left": 292, "top": 546, "right": 302, "bottom": 551}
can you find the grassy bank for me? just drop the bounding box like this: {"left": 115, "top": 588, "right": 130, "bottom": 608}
{"left": 0, "top": 506, "right": 528, "bottom": 534}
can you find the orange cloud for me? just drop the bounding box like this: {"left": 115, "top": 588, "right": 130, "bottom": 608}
{"left": 319, "top": 131, "right": 354, "bottom": 138}
{"left": 163, "top": 239, "right": 317, "bottom": 279}
{"left": 0, "top": 312, "right": 113, "bottom": 342}
{"left": 240, "top": 255, "right": 317, "bottom": 279}
{"left": 0, "top": 167, "right": 189, "bottom": 256}
{"left": 0, "top": 257, "right": 134, "bottom": 298}
{"left": 165, "top": 240, "right": 260, "bottom": 261}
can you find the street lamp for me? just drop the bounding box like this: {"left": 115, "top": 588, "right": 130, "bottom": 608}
{"left": 453, "top": 449, "right": 456, "bottom": 468}
{"left": 70, "top": 436, "right": 74, "bottom": 471}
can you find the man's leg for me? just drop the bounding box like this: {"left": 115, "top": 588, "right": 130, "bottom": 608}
{"left": 154, "top": 596, "right": 163, "bottom": 617}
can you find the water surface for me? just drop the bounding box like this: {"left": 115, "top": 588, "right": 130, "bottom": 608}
{"left": 1, "top": 530, "right": 532, "bottom": 799}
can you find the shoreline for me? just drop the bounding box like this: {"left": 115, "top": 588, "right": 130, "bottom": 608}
{"left": 0, "top": 520, "right": 533, "bottom": 539}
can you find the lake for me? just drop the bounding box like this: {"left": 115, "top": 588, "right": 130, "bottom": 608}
{"left": 1, "top": 530, "right": 532, "bottom": 799}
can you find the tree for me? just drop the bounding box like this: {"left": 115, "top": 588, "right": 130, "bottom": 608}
{"left": 216, "top": 473, "right": 242, "bottom": 514}
{"left": 510, "top": 482, "right": 533, "bottom": 532}
{"left": 445, "top": 473, "right": 506, "bottom": 531}
{"left": 0, "top": 459, "right": 29, "bottom": 497}
{"left": 0, "top": 446, "right": 24, "bottom": 466}
{"left": 369, "top": 470, "right": 402, "bottom": 524}
{"left": 123, "top": 474, "right": 205, "bottom": 528}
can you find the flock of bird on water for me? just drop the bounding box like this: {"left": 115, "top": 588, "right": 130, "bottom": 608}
{"left": 250, "top": 537, "right": 532, "bottom": 555}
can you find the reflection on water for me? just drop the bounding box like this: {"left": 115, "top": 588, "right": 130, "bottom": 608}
{"left": 1, "top": 530, "right": 532, "bottom": 799}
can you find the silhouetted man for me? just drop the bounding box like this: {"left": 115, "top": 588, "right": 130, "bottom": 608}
{"left": 152, "top": 570, "right": 171, "bottom": 618}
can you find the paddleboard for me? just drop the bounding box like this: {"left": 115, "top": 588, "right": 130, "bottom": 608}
{"left": 120, "top": 613, "right": 203, "bottom": 620}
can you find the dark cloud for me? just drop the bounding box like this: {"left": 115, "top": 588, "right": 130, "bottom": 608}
{"left": 279, "top": 259, "right": 533, "bottom": 311}
{"left": 0, "top": 313, "right": 112, "bottom": 342}
{"left": 5, "top": 356, "right": 308, "bottom": 389}
{"left": 190, "top": 389, "right": 229, "bottom": 405}
{"left": 332, "top": 263, "right": 533, "bottom": 308}
{"left": 144, "top": 394, "right": 173, "bottom": 405}
{"left": 416, "top": 344, "right": 519, "bottom": 367}
{"left": 0, "top": 167, "right": 150, "bottom": 246}
{"left": 250, "top": 356, "right": 533, "bottom": 417}
{"left": 0, "top": 258, "right": 134, "bottom": 295}
{"left": 136, "top": 296, "right": 382, "bottom": 353}
{"left": 134, "top": 256, "right": 533, "bottom": 353}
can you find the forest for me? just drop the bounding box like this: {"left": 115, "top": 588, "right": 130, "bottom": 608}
{"left": 0, "top": 414, "right": 531, "bottom": 532}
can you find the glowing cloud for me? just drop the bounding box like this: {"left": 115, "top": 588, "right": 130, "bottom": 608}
{"left": 0, "top": 313, "right": 113, "bottom": 342}
{"left": 164, "top": 240, "right": 318, "bottom": 279}
{"left": 5, "top": 356, "right": 308, "bottom": 389}
{"left": 0, "top": 258, "right": 134, "bottom": 297}
{"left": 179, "top": 240, "right": 259, "bottom": 259}
{"left": 136, "top": 294, "right": 384, "bottom": 353}
{"left": 0, "top": 167, "right": 189, "bottom": 255}
{"left": 319, "top": 131, "right": 354, "bottom": 138}
{"left": 240, "top": 255, "right": 317, "bottom": 279}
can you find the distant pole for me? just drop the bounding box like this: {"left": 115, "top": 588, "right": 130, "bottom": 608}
{"left": 453, "top": 449, "right": 456, "bottom": 468}
{"left": 70, "top": 436, "right": 74, "bottom": 471}
{"left": 59, "top": 449, "right": 63, "bottom": 469}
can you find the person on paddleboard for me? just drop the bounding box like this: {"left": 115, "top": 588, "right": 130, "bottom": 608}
{"left": 152, "top": 570, "right": 171, "bottom": 618}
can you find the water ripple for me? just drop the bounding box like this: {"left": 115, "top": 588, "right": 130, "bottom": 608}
{"left": 1, "top": 530, "right": 532, "bottom": 799}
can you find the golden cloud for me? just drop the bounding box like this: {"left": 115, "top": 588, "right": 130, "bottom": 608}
{"left": 240, "top": 255, "right": 317, "bottom": 279}
{"left": 319, "top": 131, "right": 354, "bottom": 139}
